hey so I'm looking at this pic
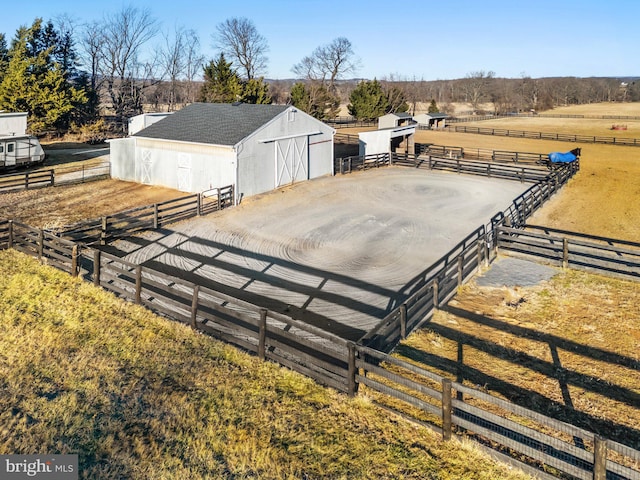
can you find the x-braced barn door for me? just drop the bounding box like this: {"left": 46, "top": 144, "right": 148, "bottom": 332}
{"left": 177, "top": 153, "right": 192, "bottom": 192}
{"left": 141, "top": 149, "right": 152, "bottom": 184}
{"left": 275, "top": 136, "right": 308, "bottom": 187}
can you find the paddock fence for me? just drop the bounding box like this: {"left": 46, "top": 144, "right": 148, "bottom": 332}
{"left": 53, "top": 185, "right": 234, "bottom": 244}
{"left": 496, "top": 224, "right": 640, "bottom": 281}
{"left": 448, "top": 125, "right": 640, "bottom": 146}
{"left": 0, "top": 169, "right": 54, "bottom": 193}
{"left": 2, "top": 158, "right": 639, "bottom": 479}
{"left": 415, "top": 143, "right": 549, "bottom": 165}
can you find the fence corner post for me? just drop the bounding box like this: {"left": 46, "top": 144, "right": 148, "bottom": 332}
{"left": 190, "top": 284, "right": 200, "bottom": 329}
{"left": 442, "top": 378, "right": 453, "bottom": 441}
{"left": 400, "top": 304, "right": 407, "bottom": 339}
{"left": 347, "top": 342, "right": 358, "bottom": 397}
{"left": 135, "top": 265, "right": 142, "bottom": 304}
{"left": 593, "top": 436, "right": 607, "bottom": 480}
{"left": 71, "top": 245, "right": 79, "bottom": 277}
{"left": 258, "top": 309, "right": 267, "bottom": 360}
{"left": 93, "top": 249, "right": 101, "bottom": 286}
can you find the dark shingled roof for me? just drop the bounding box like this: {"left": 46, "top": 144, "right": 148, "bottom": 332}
{"left": 133, "top": 103, "right": 289, "bottom": 146}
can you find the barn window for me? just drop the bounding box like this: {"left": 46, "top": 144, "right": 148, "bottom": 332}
{"left": 0, "top": 145, "right": 3, "bottom": 153}
{"left": 7, "top": 143, "right": 14, "bottom": 153}
{"left": 288, "top": 109, "right": 296, "bottom": 122}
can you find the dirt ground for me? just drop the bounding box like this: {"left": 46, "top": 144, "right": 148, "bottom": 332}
{"left": 107, "top": 168, "right": 530, "bottom": 341}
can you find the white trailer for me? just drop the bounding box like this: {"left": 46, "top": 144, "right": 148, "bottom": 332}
{"left": 0, "top": 134, "right": 45, "bottom": 169}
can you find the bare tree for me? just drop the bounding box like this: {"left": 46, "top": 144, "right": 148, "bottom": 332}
{"left": 292, "top": 37, "right": 359, "bottom": 92}
{"left": 462, "top": 70, "right": 495, "bottom": 113}
{"left": 183, "top": 30, "right": 205, "bottom": 103}
{"left": 97, "top": 6, "right": 158, "bottom": 127}
{"left": 159, "top": 26, "right": 203, "bottom": 110}
{"left": 214, "top": 17, "right": 268, "bottom": 80}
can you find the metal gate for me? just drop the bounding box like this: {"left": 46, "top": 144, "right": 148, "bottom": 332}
{"left": 275, "top": 136, "right": 308, "bottom": 187}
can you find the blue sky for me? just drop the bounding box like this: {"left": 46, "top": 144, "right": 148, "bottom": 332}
{"left": 1, "top": 0, "right": 637, "bottom": 80}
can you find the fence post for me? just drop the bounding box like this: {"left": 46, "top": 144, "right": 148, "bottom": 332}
{"left": 400, "top": 304, "right": 407, "bottom": 339}
{"left": 93, "top": 249, "right": 101, "bottom": 286}
{"left": 71, "top": 245, "right": 78, "bottom": 277}
{"left": 7, "top": 220, "right": 13, "bottom": 249}
{"left": 593, "top": 436, "right": 607, "bottom": 480}
{"left": 100, "top": 216, "right": 107, "bottom": 245}
{"left": 190, "top": 285, "right": 199, "bottom": 329}
{"left": 433, "top": 279, "right": 439, "bottom": 309}
{"left": 457, "top": 256, "right": 463, "bottom": 286}
{"left": 25, "top": 172, "right": 30, "bottom": 190}
{"left": 258, "top": 309, "right": 267, "bottom": 360}
{"left": 37, "top": 229, "right": 44, "bottom": 260}
{"left": 51, "top": 170, "right": 55, "bottom": 187}
{"left": 347, "top": 342, "right": 358, "bottom": 396}
{"left": 153, "top": 203, "right": 159, "bottom": 229}
{"left": 562, "top": 238, "right": 569, "bottom": 268}
{"left": 135, "top": 266, "right": 142, "bottom": 304}
{"left": 217, "top": 188, "right": 222, "bottom": 210}
{"left": 442, "top": 378, "right": 453, "bottom": 441}
{"left": 428, "top": 155, "right": 432, "bottom": 169}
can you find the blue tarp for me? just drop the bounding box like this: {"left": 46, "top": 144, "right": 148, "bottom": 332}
{"left": 548, "top": 151, "right": 577, "bottom": 163}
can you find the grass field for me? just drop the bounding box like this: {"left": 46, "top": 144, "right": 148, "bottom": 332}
{"left": 0, "top": 249, "right": 532, "bottom": 479}
{"left": 394, "top": 104, "right": 640, "bottom": 451}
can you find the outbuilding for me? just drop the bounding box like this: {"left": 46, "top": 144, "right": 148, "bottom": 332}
{"left": 358, "top": 125, "right": 416, "bottom": 157}
{"left": 413, "top": 113, "right": 448, "bottom": 129}
{"left": 378, "top": 112, "right": 415, "bottom": 129}
{"left": 110, "top": 103, "right": 335, "bottom": 202}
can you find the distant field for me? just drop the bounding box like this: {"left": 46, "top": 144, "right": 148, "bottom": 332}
{"left": 413, "top": 104, "right": 640, "bottom": 242}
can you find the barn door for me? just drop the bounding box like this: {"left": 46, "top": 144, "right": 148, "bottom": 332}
{"left": 177, "top": 153, "right": 192, "bottom": 192}
{"left": 141, "top": 149, "right": 152, "bottom": 184}
{"left": 275, "top": 136, "right": 308, "bottom": 187}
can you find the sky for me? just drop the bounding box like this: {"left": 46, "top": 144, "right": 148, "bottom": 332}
{"left": 1, "top": 0, "right": 638, "bottom": 81}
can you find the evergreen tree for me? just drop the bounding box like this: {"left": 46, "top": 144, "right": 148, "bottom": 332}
{"left": 0, "top": 20, "right": 86, "bottom": 134}
{"left": 0, "top": 34, "right": 9, "bottom": 81}
{"left": 347, "top": 79, "right": 389, "bottom": 120}
{"left": 289, "top": 81, "right": 338, "bottom": 120}
{"left": 428, "top": 99, "right": 439, "bottom": 113}
{"left": 199, "top": 53, "right": 243, "bottom": 103}
{"left": 241, "top": 77, "right": 272, "bottom": 104}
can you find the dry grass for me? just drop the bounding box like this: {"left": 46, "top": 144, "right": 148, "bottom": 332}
{"left": 0, "top": 249, "right": 533, "bottom": 480}
{"left": 395, "top": 268, "right": 640, "bottom": 448}
{"left": 0, "top": 180, "right": 182, "bottom": 230}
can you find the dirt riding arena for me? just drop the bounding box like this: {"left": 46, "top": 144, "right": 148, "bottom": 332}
{"left": 109, "top": 167, "right": 529, "bottom": 341}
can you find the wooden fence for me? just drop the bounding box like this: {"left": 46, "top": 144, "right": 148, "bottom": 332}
{"left": 415, "top": 143, "right": 548, "bottom": 165}
{"left": 352, "top": 345, "right": 640, "bottom": 480}
{"left": 1, "top": 159, "right": 638, "bottom": 479}
{"left": 496, "top": 224, "right": 640, "bottom": 281}
{"left": 54, "top": 185, "right": 234, "bottom": 244}
{"left": 0, "top": 169, "right": 54, "bottom": 193}
{"left": 449, "top": 125, "right": 640, "bottom": 146}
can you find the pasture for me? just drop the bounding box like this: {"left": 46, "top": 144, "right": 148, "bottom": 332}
{"left": 0, "top": 249, "right": 531, "bottom": 479}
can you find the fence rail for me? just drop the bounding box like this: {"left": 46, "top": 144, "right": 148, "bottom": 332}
{"left": 1, "top": 158, "right": 638, "bottom": 479}
{"left": 497, "top": 224, "right": 640, "bottom": 280}
{"left": 448, "top": 125, "right": 640, "bottom": 146}
{"left": 54, "top": 185, "right": 234, "bottom": 244}
{"left": 0, "top": 169, "right": 54, "bottom": 193}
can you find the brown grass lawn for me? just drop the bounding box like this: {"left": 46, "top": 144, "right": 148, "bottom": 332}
{"left": 392, "top": 104, "right": 640, "bottom": 452}
{"left": 0, "top": 179, "right": 183, "bottom": 230}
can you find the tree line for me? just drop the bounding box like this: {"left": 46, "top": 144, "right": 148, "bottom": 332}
{"left": 0, "top": 6, "right": 637, "bottom": 138}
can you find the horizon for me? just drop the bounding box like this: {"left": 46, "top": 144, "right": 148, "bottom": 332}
{"left": 0, "top": 0, "right": 638, "bottom": 81}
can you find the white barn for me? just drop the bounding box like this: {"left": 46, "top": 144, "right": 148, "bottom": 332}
{"left": 110, "top": 103, "right": 335, "bottom": 202}
{"left": 128, "top": 112, "right": 173, "bottom": 136}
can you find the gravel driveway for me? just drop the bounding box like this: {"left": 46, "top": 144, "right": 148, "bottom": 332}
{"left": 113, "top": 167, "right": 530, "bottom": 340}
